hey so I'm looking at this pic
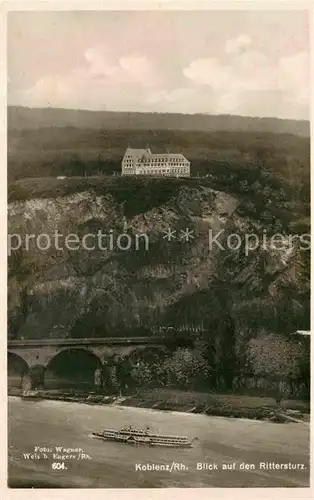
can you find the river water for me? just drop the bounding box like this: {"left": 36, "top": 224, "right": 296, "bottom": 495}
{"left": 8, "top": 396, "right": 309, "bottom": 488}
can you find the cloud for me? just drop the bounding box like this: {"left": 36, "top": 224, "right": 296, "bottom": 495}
{"left": 182, "top": 33, "right": 309, "bottom": 118}
{"left": 183, "top": 53, "right": 273, "bottom": 95}
{"left": 12, "top": 47, "right": 164, "bottom": 109}
{"left": 79, "top": 47, "right": 161, "bottom": 88}
{"left": 8, "top": 10, "right": 310, "bottom": 119}
{"left": 83, "top": 47, "right": 117, "bottom": 78}
{"left": 225, "top": 34, "right": 252, "bottom": 55}
{"left": 182, "top": 48, "right": 309, "bottom": 118}
{"left": 19, "top": 75, "right": 72, "bottom": 108}
{"left": 183, "top": 58, "right": 231, "bottom": 88}
{"left": 10, "top": 41, "right": 309, "bottom": 119}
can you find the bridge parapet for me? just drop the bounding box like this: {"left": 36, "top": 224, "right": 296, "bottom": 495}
{"left": 8, "top": 336, "right": 170, "bottom": 348}
{"left": 8, "top": 337, "right": 171, "bottom": 367}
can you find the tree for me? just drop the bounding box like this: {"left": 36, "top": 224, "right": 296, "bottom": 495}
{"left": 247, "top": 333, "right": 308, "bottom": 400}
{"left": 159, "top": 348, "right": 209, "bottom": 390}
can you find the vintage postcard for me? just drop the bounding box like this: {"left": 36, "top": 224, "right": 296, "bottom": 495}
{"left": 3, "top": 0, "right": 312, "bottom": 496}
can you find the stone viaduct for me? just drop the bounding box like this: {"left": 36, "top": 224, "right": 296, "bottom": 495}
{"left": 8, "top": 337, "right": 172, "bottom": 390}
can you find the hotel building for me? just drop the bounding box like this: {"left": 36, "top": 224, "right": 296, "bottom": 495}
{"left": 121, "top": 148, "right": 190, "bottom": 177}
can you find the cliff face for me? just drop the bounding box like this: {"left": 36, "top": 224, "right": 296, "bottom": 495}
{"left": 8, "top": 177, "right": 309, "bottom": 345}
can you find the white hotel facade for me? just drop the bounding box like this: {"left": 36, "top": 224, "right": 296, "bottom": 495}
{"left": 121, "top": 148, "right": 190, "bottom": 177}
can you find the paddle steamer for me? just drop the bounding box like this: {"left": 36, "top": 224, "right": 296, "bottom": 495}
{"left": 92, "top": 426, "right": 197, "bottom": 448}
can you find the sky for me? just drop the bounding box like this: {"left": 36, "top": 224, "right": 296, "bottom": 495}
{"left": 7, "top": 10, "right": 310, "bottom": 119}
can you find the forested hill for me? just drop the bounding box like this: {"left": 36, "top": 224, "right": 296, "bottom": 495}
{"left": 8, "top": 106, "right": 309, "bottom": 137}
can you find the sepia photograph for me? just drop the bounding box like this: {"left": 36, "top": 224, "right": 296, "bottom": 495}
{"left": 6, "top": 4, "right": 311, "bottom": 489}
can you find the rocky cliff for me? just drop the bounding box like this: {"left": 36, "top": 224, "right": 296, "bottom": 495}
{"left": 8, "top": 177, "right": 309, "bottom": 350}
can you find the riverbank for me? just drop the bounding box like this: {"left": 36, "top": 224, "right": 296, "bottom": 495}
{"left": 8, "top": 387, "right": 310, "bottom": 423}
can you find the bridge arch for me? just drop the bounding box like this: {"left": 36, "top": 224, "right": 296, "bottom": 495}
{"left": 8, "top": 351, "right": 29, "bottom": 389}
{"left": 45, "top": 348, "right": 103, "bottom": 390}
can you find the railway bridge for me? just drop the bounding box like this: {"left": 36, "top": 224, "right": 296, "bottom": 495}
{"left": 8, "top": 336, "right": 175, "bottom": 391}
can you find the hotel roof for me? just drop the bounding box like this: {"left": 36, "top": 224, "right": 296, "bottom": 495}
{"left": 124, "top": 148, "right": 188, "bottom": 161}
{"left": 124, "top": 148, "right": 148, "bottom": 157}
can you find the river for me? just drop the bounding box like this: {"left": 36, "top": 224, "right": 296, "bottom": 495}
{"left": 8, "top": 396, "right": 309, "bottom": 488}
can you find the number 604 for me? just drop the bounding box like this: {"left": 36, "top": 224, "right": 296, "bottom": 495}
{"left": 52, "top": 462, "right": 66, "bottom": 470}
